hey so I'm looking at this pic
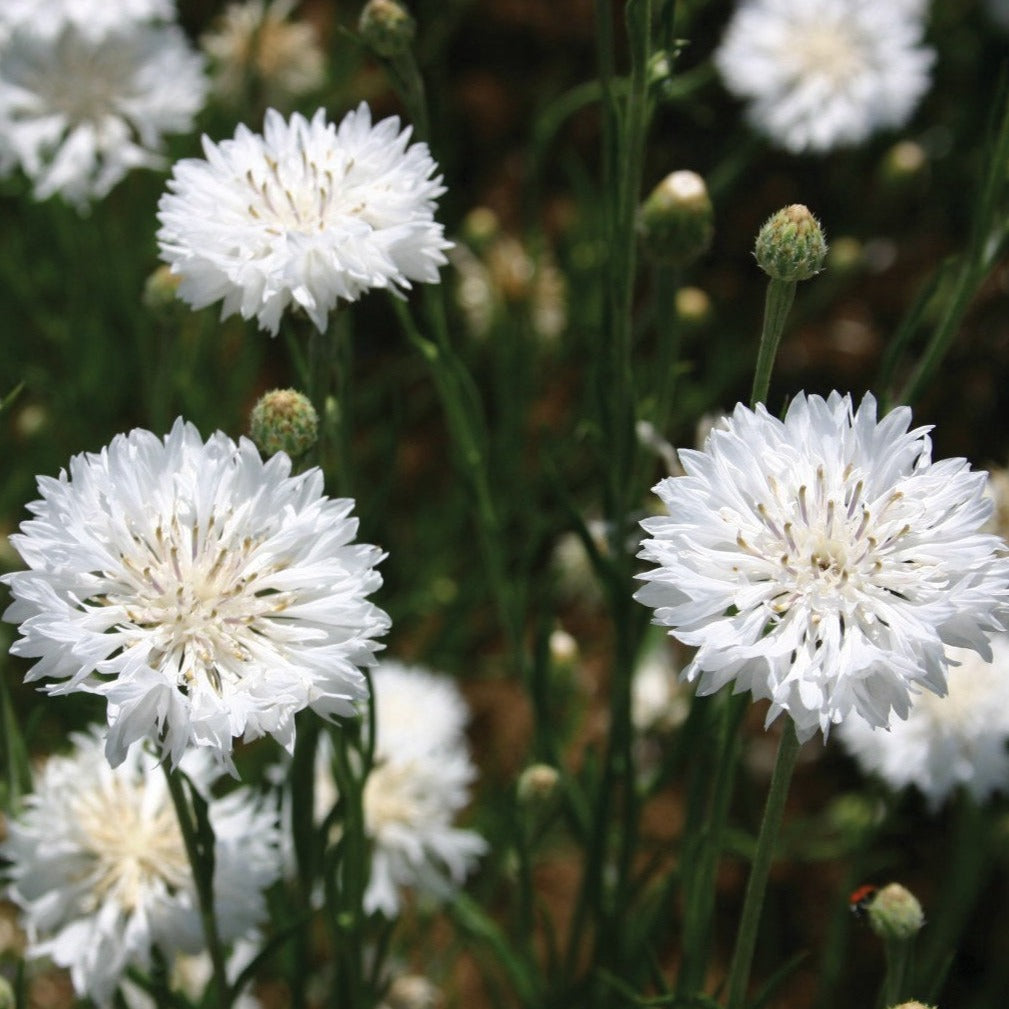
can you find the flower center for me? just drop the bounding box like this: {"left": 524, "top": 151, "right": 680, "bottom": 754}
{"left": 98, "top": 509, "right": 294, "bottom": 695}
{"left": 72, "top": 778, "right": 189, "bottom": 913}
{"left": 786, "top": 23, "right": 862, "bottom": 88}
{"left": 244, "top": 147, "right": 356, "bottom": 235}
{"left": 364, "top": 761, "right": 424, "bottom": 835}
{"left": 739, "top": 463, "right": 913, "bottom": 620}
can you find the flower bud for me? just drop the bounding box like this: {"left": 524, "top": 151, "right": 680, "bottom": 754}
{"left": 867, "top": 882, "right": 925, "bottom": 942}
{"left": 549, "top": 627, "right": 579, "bottom": 667}
{"left": 382, "top": 974, "right": 441, "bottom": 1009}
{"left": 517, "top": 763, "right": 560, "bottom": 805}
{"left": 887, "top": 1003, "right": 936, "bottom": 1009}
{"left": 359, "top": 0, "right": 416, "bottom": 59}
{"left": 754, "top": 204, "right": 827, "bottom": 282}
{"left": 142, "top": 263, "right": 182, "bottom": 311}
{"left": 249, "top": 388, "right": 319, "bottom": 458}
{"left": 637, "top": 170, "right": 714, "bottom": 267}
{"left": 675, "top": 285, "right": 712, "bottom": 327}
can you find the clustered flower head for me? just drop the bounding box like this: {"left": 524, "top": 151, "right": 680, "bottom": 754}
{"left": 156, "top": 103, "right": 451, "bottom": 336}
{"left": 2, "top": 419, "right": 390, "bottom": 771}
{"left": 0, "top": 0, "right": 206, "bottom": 208}
{"left": 714, "top": 0, "right": 934, "bottom": 154}
{"left": 2, "top": 728, "right": 283, "bottom": 1006}
{"left": 313, "top": 660, "right": 486, "bottom": 916}
{"left": 839, "top": 633, "right": 1009, "bottom": 810}
{"left": 635, "top": 391, "right": 1009, "bottom": 741}
{"left": 201, "top": 0, "right": 326, "bottom": 110}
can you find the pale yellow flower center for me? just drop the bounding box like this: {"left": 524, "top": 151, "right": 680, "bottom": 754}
{"left": 72, "top": 779, "right": 189, "bottom": 913}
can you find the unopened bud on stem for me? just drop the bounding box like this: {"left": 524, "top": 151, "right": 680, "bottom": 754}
{"left": 638, "top": 170, "right": 714, "bottom": 267}
{"left": 755, "top": 204, "right": 827, "bottom": 282}
{"left": 359, "top": 0, "right": 416, "bottom": 59}
{"left": 249, "top": 388, "right": 319, "bottom": 458}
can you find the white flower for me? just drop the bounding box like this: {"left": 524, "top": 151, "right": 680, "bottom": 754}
{"left": 2, "top": 728, "right": 282, "bottom": 1007}
{"left": 156, "top": 103, "right": 451, "bottom": 336}
{"left": 714, "top": 0, "right": 934, "bottom": 153}
{"left": 631, "top": 636, "right": 690, "bottom": 735}
{"left": 0, "top": 0, "right": 176, "bottom": 41}
{"left": 313, "top": 661, "right": 486, "bottom": 917}
{"left": 0, "top": 22, "right": 206, "bottom": 207}
{"left": 2, "top": 419, "right": 390, "bottom": 770}
{"left": 201, "top": 0, "right": 326, "bottom": 109}
{"left": 635, "top": 392, "right": 1009, "bottom": 742}
{"left": 839, "top": 635, "right": 1009, "bottom": 810}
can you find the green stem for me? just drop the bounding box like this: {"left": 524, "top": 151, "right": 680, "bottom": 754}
{"left": 162, "top": 766, "right": 231, "bottom": 1009}
{"left": 723, "top": 722, "right": 801, "bottom": 1009}
{"left": 750, "top": 278, "right": 796, "bottom": 409}
{"left": 880, "top": 937, "right": 915, "bottom": 1009}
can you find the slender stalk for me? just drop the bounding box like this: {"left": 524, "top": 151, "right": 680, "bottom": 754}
{"left": 750, "top": 278, "right": 796, "bottom": 408}
{"left": 162, "top": 765, "right": 231, "bottom": 1009}
{"left": 879, "top": 938, "right": 915, "bottom": 1009}
{"left": 723, "top": 722, "right": 801, "bottom": 1009}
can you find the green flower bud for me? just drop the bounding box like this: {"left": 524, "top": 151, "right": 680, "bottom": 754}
{"left": 867, "top": 882, "right": 925, "bottom": 942}
{"left": 249, "top": 388, "right": 319, "bottom": 458}
{"left": 517, "top": 763, "right": 560, "bottom": 805}
{"left": 637, "top": 170, "right": 714, "bottom": 267}
{"left": 754, "top": 204, "right": 827, "bottom": 282}
{"left": 358, "top": 0, "right": 416, "bottom": 59}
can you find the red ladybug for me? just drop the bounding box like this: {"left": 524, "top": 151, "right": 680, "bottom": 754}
{"left": 848, "top": 883, "right": 878, "bottom": 918}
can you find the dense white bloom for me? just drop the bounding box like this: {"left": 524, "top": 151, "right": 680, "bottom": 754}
{"left": 3, "top": 419, "right": 390, "bottom": 770}
{"left": 2, "top": 728, "right": 282, "bottom": 1006}
{"left": 313, "top": 661, "right": 486, "bottom": 916}
{"left": 156, "top": 103, "right": 451, "bottom": 336}
{"left": 635, "top": 392, "right": 1009, "bottom": 742}
{"left": 0, "top": 0, "right": 176, "bottom": 40}
{"left": 201, "top": 0, "right": 326, "bottom": 108}
{"left": 714, "top": 0, "right": 934, "bottom": 153}
{"left": 0, "top": 22, "right": 206, "bottom": 207}
{"left": 839, "top": 635, "right": 1009, "bottom": 810}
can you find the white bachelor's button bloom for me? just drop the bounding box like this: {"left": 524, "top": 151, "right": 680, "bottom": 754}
{"left": 0, "top": 0, "right": 176, "bottom": 40}
{"left": 201, "top": 0, "right": 326, "bottom": 109}
{"left": 156, "top": 103, "right": 451, "bottom": 336}
{"left": 839, "top": 634, "right": 1009, "bottom": 810}
{"left": 313, "top": 661, "right": 486, "bottom": 917}
{"left": 0, "top": 22, "right": 206, "bottom": 208}
{"left": 714, "top": 0, "right": 934, "bottom": 153}
{"left": 2, "top": 728, "right": 282, "bottom": 1007}
{"left": 2, "top": 419, "right": 390, "bottom": 770}
{"left": 635, "top": 392, "right": 1009, "bottom": 742}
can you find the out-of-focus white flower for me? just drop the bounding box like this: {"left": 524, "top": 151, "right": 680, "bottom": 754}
{"left": 313, "top": 661, "right": 485, "bottom": 917}
{"left": 0, "top": 22, "right": 206, "bottom": 208}
{"left": 839, "top": 634, "right": 1009, "bottom": 810}
{"left": 157, "top": 103, "right": 451, "bottom": 336}
{"left": 201, "top": 0, "right": 326, "bottom": 109}
{"left": 2, "top": 729, "right": 282, "bottom": 1007}
{"left": 2, "top": 419, "right": 389, "bottom": 771}
{"left": 0, "top": 0, "right": 176, "bottom": 41}
{"left": 631, "top": 637, "right": 691, "bottom": 735}
{"left": 986, "top": 0, "right": 1009, "bottom": 29}
{"left": 714, "top": 0, "right": 934, "bottom": 153}
{"left": 635, "top": 392, "right": 1009, "bottom": 741}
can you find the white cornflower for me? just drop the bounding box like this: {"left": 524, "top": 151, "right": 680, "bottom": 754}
{"left": 0, "top": 22, "right": 206, "bottom": 208}
{"left": 635, "top": 392, "right": 1009, "bottom": 742}
{"left": 0, "top": 0, "right": 176, "bottom": 41}
{"left": 2, "top": 728, "right": 282, "bottom": 1007}
{"left": 201, "top": 0, "right": 326, "bottom": 109}
{"left": 156, "top": 103, "right": 451, "bottom": 336}
{"left": 839, "top": 634, "right": 1009, "bottom": 810}
{"left": 2, "top": 419, "right": 390, "bottom": 770}
{"left": 714, "top": 0, "right": 934, "bottom": 153}
{"left": 313, "top": 661, "right": 486, "bottom": 917}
